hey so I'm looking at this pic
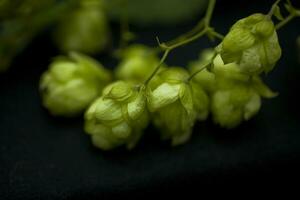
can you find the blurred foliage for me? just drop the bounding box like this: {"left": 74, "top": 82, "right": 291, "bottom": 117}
{"left": 0, "top": 0, "right": 54, "bottom": 19}
{"left": 0, "top": 0, "right": 79, "bottom": 72}
{"left": 104, "top": 0, "right": 208, "bottom": 26}
{"left": 0, "top": 0, "right": 208, "bottom": 72}
{"left": 53, "top": 0, "right": 110, "bottom": 54}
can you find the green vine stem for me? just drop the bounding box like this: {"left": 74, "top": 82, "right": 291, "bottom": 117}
{"left": 144, "top": 0, "right": 221, "bottom": 85}
{"left": 275, "top": 0, "right": 300, "bottom": 30}
{"left": 144, "top": 49, "right": 170, "bottom": 85}
{"left": 276, "top": 12, "right": 300, "bottom": 30}
{"left": 268, "top": 0, "right": 281, "bottom": 17}
{"left": 166, "top": 20, "right": 205, "bottom": 47}
{"left": 187, "top": 52, "right": 217, "bottom": 82}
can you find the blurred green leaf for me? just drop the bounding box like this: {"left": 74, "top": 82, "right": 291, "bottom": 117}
{"left": 0, "top": 0, "right": 79, "bottom": 72}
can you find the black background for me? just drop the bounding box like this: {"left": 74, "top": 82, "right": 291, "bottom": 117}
{"left": 1, "top": 0, "right": 300, "bottom": 199}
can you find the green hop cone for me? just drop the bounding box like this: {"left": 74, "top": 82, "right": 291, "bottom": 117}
{"left": 84, "top": 81, "right": 149, "bottom": 150}
{"left": 148, "top": 67, "right": 197, "bottom": 145}
{"left": 54, "top": 0, "right": 110, "bottom": 54}
{"left": 40, "top": 52, "right": 112, "bottom": 117}
{"left": 210, "top": 54, "right": 277, "bottom": 128}
{"left": 115, "top": 45, "right": 162, "bottom": 85}
{"left": 217, "top": 13, "right": 282, "bottom": 75}
{"left": 210, "top": 56, "right": 277, "bottom": 128}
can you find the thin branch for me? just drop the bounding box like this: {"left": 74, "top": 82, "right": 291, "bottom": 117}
{"left": 144, "top": 49, "right": 170, "bottom": 85}
{"left": 268, "top": 0, "right": 281, "bottom": 17}
{"left": 144, "top": 0, "right": 218, "bottom": 85}
{"left": 187, "top": 53, "right": 217, "bottom": 82}
{"left": 275, "top": 13, "right": 296, "bottom": 30}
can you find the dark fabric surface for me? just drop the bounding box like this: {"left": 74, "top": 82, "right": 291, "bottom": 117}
{"left": 1, "top": 1, "right": 300, "bottom": 199}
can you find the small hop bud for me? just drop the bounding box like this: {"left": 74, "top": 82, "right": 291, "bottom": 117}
{"left": 40, "top": 52, "right": 111, "bottom": 117}
{"left": 54, "top": 0, "right": 110, "bottom": 54}
{"left": 217, "top": 13, "right": 281, "bottom": 75}
{"left": 115, "top": 45, "right": 163, "bottom": 85}
{"left": 84, "top": 81, "right": 149, "bottom": 150}
{"left": 148, "top": 68, "right": 196, "bottom": 145}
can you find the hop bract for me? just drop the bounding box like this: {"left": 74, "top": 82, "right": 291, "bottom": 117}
{"left": 84, "top": 81, "right": 149, "bottom": 150}
{"left": 40, "top": 52, "right": 111, "bottom": 116}
{"left": 211, "top": 84, "right": 262, "bottom": 129}
{"left": 54, "top": 0, "right": 110, "bottom": 54}
{"left": 212, "top": 54, "right": 250, "bottom": 83}
{"left": 217, "top": 13, "right": 281, "bottom": 75}
{"left": 148, "top": 67, "right": 197, "bottom": 145}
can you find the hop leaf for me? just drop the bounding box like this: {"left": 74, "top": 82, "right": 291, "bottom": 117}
{"left": 40, "top": 52, "right": 112, "bottom": 117}
{"left": 85, "top": 81, "right": 149, "bottom": 150}
{"left": 147, "top": 68, "right": 197, "bottom": 145}
{"left": 217, "top": 13, "right": 282, "bottom": 75}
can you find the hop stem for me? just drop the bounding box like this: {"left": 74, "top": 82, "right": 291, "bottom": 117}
{"left": 144, "top": 0, "right": 221, "bottom": 85}
{"left": 163, "top": 28, "right": 209, "bottom": 50}
{"left": 275, "top": 0, "right": 300, "bottom": 30}
{"left": 166, "top": 20, "right": 205, "bottom": 47}
{"left": 144, "top": 49, "right": 170, "bottom": 85}
{"left": 209, "top": 31, "right": 225, "bottom": 40}
{"left": 204, "top": 0, "right": 216, "bottom": 27}
{"left": 187, "top": 52, "right": 217, "bottom": 82}
{"left": 276, "top": 13, "right": 298, "bottom": 30}
{"left": 267, "top": 0, "right": 281, "bottom": 17}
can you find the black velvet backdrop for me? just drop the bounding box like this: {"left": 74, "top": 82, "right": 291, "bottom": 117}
{"left": 1, "top": 0, "right": 300, "bottom": 199}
